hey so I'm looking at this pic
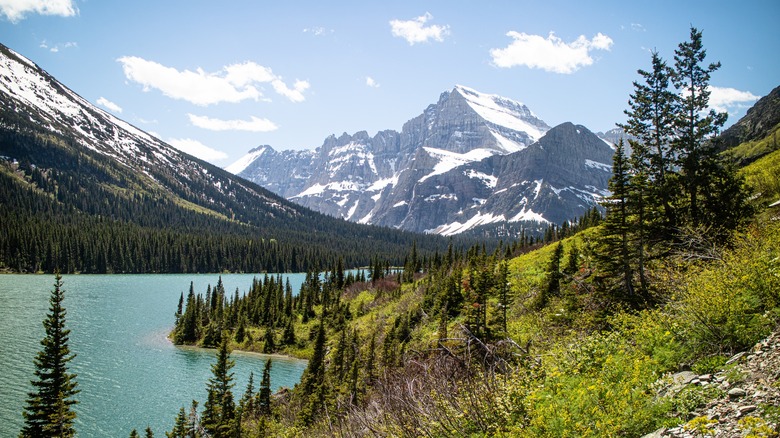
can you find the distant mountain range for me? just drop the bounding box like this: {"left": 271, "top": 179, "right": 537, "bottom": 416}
{"left": 230, "top": 85, "right": 616, "bottom": 235}
{"left": 0, "top": 43, "right": 447, "bottom": 273}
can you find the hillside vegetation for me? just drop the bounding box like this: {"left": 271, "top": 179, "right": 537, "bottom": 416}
{"left": 152, "top": 27, "right": 780, "bottom": 437}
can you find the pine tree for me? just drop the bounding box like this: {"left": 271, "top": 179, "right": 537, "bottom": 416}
{"left": 535, "top": 242, "right": 564, "bottom": 310}
{"left": 299, "top": 322, "right": 327, "bottom": 426}
{"left": 595, "top": 140, "right": 636, "bottom": 303}
{"left": 257, "top": 359, "right": 272, "bottom": 417}
{"left": 201, "top": 338, "right": 236, "bottom": 437}
{"left": 671, "top": 26, "right": 728, "bottom": 228}
{"left": 495, "top": 261, "right": 511, "bottom": 337}
{"left": 167, "top": 407, "right": 187, "bottom": 438}
{"left": 20, "top": 272, "right": 79, "bottom": 438}
{"left": 129, "top": 429, "right": 140, "bottom": 438}
{"left": 240, "top": 371, "right": 256, "bottom": 418}
{"left": 619, "top": 50, "right": 678, "bottom": 238}
{"left": 262, "top": 327, "right": 275, "bottom": 354}
{"left": 145, "top": 426, "right": 154, "bottom": 438}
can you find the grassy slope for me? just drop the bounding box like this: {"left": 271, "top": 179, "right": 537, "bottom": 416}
{"left": 192, "top": 131, "right": 780, "bottom": 436}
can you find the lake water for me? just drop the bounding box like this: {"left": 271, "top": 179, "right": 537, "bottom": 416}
{"left": 0, "top": 273, "right": 308, "bottom": 437}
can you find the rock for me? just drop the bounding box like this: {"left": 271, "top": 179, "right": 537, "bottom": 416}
{"left": 728, "top": 388, "right": 747, "bottom": 399}
{"left": 660, "top": 329, "right": 780, "bottom": 437}
{"left": 738, "top": 405, "right": 757, "bottom": 416}
{"left": 725, "top": 351, "right": 746, "bottom": 365}
{"left": 672, "top": 371, "right": 697, "bottom": 385}
{"left": 640, "top": 427, "right": 666, "bottom": 438}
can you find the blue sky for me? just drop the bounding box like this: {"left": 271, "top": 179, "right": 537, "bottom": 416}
{"left": 1, "top": 0, "right": 778, "bottom": 166}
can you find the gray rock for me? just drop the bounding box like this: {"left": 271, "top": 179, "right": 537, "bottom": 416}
{"left": 728, "top": 387, "right": 747, "bottom": 399}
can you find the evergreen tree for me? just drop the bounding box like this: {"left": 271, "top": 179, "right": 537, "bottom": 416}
{"left": 299, "top": 322, "right": 327, "bottom": 426}
{"left": 145, "top": 426, "right": 154, "bottom": 438}
{"left": 257, "top": 359, "right": 272, "bottom": 417}
{"left": 201, "top": 338, "right": 236, "bottom": 437}
{"left": 671, "top": 26, "right": 728, "bottom": 228}
{"left": 130, "top": 429, "right": 140, "bottom": 438}
{"left": 619, "top": 50, "right": 678, "bottom": 237}
{"left": 535, "top": 242, "right": 564, "bottom": 309}
{"left": 240, "top": 371, "right": 256, "bottom": 418}
{"left": 595, "top": 140, "right": 636, "bottom": 304}
{"left": 282, "top": 317, "right": 296, "bottom": 346}
{"left": 262, "top": 327, "right": 275, "bottom": 354}
{"left": 167, "top": 407, "right": 187, "bottom": 438}
{"left": 20, "top": 272, "right": 79, "bottom": 438}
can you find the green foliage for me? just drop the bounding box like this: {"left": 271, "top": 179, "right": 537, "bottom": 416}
{"left": 20, "top": 273, "right": 79, "bottom": 438}
{"left": 667, "top": 386, "right": 725, "bottom": 422}
{"left": 683, "top": 416, "right": 718, "bottom": 436}
{"left": 691, "top": 355, "right": 727, "bottom": 375}
{"left": 524, "top": 332, "right": 665, "bottom": 437}
{"left": 202, "top": 339, "right": 236, "bottom": 437}
{"left": 737, "top": 415, "right": 778, "bottom": 438}
{"left": 742, "top": 147, "right": 780, "bottom": 207}
{"left": 671, "top": 224, "right": 780, "bottom": 358}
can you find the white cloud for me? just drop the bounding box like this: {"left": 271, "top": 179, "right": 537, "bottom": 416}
{"left": 40, "top": 40, "right": 77, "bottom": 53}
{"left": 168, "top": 138, "right": 228, "bottom": 162}
{"left": 271, "top": 78, "right": 310, "bottom": 103}
{"left": 707, "top": 86, "right": 760, "bottom": 113}
{"left": 490, "top": 31, "right": 613, "bottom": 74}
{"left": 390, "top": 12, "right": 450, "bottom": 45}
{"left": 117, "top": 57, "right": 310, "bottom": 106}
{"left": 97, "top": 97, "right": 122, "bottom": 113}
{"left": 366, "top": 76, "right": 380, "bottom": 88}
{"left": 0, "top": 0, "right": 76, "bottom": 22}
{"left": 303, "top": 26, "right": 333, "bottom": 36}
{"left": 188, "top": 114, "right": 278, "bottom": 132}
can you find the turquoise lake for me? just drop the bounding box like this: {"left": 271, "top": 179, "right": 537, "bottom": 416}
{"left": 0, "top": 273, "right": 309, "bottom": 437}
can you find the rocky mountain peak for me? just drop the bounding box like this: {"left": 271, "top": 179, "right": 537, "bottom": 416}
{"left": 231, "top": 85, "right": 610, "bottom": 236}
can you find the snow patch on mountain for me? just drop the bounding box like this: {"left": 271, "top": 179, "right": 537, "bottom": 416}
{"left": 464, "top": 169, "right": 498, "bottom": 188}
{"left": 454, "top": 85, "right": 546, "bottom": 142}
{"left": 429, "top": 211, "right": 507, "bottom": 236}
{"left": 584, "top": 159, "right": 611, "bottom": 172}
{"left": 420, "top": 147, "right": 495, "bottom": 182}
{"left": 226, "top": 146, "right": 268, "bottom": 174}
{"left": 509, "top": 208, "right": 548, "bottom": 223}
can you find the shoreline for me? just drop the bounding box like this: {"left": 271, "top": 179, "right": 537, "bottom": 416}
{"left": 174, "top": 343, "right": 308, "bottom": 364}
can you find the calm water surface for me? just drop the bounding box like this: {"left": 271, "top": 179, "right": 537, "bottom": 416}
{"left": 0, "top": 273, "right": 308, "bottom": 437}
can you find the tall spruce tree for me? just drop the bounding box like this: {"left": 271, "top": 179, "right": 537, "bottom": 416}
{"left": 671, "top": 26, "right": 728, "bottom": 228}
{"left": 595, "top": 140, "right": 636, "bottom": 304}
{"left": 20, "top": 272, "right": 79, "bottom": 438}
{"left": 619, "top": 50, "right": 678, "bottom": 238}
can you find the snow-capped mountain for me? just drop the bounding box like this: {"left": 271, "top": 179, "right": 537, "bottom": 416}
{"left": 0, "top": 44, "right": 304, "bottom": 220}
{"left": 231, "top": 85, "right": 613, "bottom": 235}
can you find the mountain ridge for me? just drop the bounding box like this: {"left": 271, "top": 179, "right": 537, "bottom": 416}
{"left": 232, "top": 85, "right": 614, "bottom": 235}
{"left": 0, "top": 42, "right": 450, "bottom": 273}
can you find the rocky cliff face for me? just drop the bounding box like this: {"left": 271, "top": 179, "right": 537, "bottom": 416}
{"left": 231, "top": 85, "right": 614, "bottom": 235}
{"left": 719, "top": 85, "right": 780, "bottom": 152}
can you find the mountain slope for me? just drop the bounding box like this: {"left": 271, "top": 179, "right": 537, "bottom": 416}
{"left": 0, "top": 43, "right": 448, "bottom": 272}
{"left": 233, "top": 88, "right": 614, "bottom": 235}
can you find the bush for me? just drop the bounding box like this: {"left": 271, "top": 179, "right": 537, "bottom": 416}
{"left": 672, "top": 224, "right": 780, "bottom": 360}
{"left": 524, "top": 332, "right": 665, "bottom": 437}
